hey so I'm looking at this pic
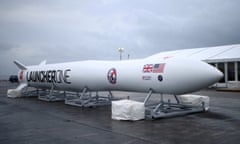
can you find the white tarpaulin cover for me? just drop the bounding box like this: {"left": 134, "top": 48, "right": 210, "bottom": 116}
{"left": 7, "top": 83, "right": 27, "bottom": 98}
{"left": 7, "top": 89, "right": 22, "bottom": 98}
{"left": 178, "top": 94, "right": 210, "bottom": 111}
{"left": 112, "top": 100, "right": 145, "bottom": 121}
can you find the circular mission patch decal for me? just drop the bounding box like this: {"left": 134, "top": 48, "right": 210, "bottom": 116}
{"left": 107, "top": 68, "right": 117, "bottom": 84}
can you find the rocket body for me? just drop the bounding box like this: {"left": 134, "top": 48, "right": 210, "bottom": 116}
{"left": 17, "top": 57, "right": 223, "bottom": 95}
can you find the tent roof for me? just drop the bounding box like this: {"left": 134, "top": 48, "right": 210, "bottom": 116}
{"left": 147, "top": 44, "right": 240, "bottom": 62}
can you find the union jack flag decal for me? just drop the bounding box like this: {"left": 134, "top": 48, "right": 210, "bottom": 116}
{"left": 143, "top": 64, "right": 153, "bottom": 73}
{"left": 143, "top": 63, "right": 165, "bottom": 73}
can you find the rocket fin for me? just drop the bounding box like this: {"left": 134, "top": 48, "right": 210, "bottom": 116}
{"left": 13, "top": 60, "right": 27, "bottom": 70}
{"left": 39, "top": 60, "right": 47, "bottom": 66}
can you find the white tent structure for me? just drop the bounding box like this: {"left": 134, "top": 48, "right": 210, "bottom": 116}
{"left": 147, "top": 44, "right": 240, "bottom": 88}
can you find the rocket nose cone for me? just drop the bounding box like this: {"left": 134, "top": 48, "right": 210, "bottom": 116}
{"left": 208, "top": 66, "right": 223, "bottom": 82}
{"left": 161, "top": 58, "right": 224, "bottom": 94}
{"left": 185, "top": 61, "right": 224, "bottom": 92}
{"left": 215, "top": 68, "right": 224, "bottom": 81}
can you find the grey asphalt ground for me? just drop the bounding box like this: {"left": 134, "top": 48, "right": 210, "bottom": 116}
{"left": 0, "top": 81, "right": 240, "bottom": 144}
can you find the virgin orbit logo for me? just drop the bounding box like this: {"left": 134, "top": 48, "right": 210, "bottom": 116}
{"left": 107, "top": 68, "right": 117, "bottom": 84}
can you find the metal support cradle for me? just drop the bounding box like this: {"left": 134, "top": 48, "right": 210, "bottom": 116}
{"left": 38, "top": 83, "right": 65, "bottom": 102}
{"left": 144, "top": 90, "right": 206, "bottom": 120}
{"left": 15, "top": 84, "right": 113, "bottom": 107}
{"left": 65, "top": 87, "right": 113, "bottom": 107}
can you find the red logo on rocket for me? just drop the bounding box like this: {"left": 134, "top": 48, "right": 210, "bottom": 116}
{"left": 19, "top": 70, "right": 23, "bottom": 81}
{"left": 107, "top": 68, "right": 117, "bottom": 84}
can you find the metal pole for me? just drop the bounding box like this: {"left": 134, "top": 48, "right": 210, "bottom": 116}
{"left": 118, "top": 48, "right": 124, "bottom": 61}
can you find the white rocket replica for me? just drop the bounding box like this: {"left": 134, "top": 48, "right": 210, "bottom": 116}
{"left": 14, "top": 56, "right": 222, "bottom": 95}
{"left": 10, "top": 52, "right": 223, "bottom": 120}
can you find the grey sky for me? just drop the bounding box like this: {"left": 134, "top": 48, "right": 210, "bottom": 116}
{"left": 1, "top": 0, "right": 240, "bottom": 76}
